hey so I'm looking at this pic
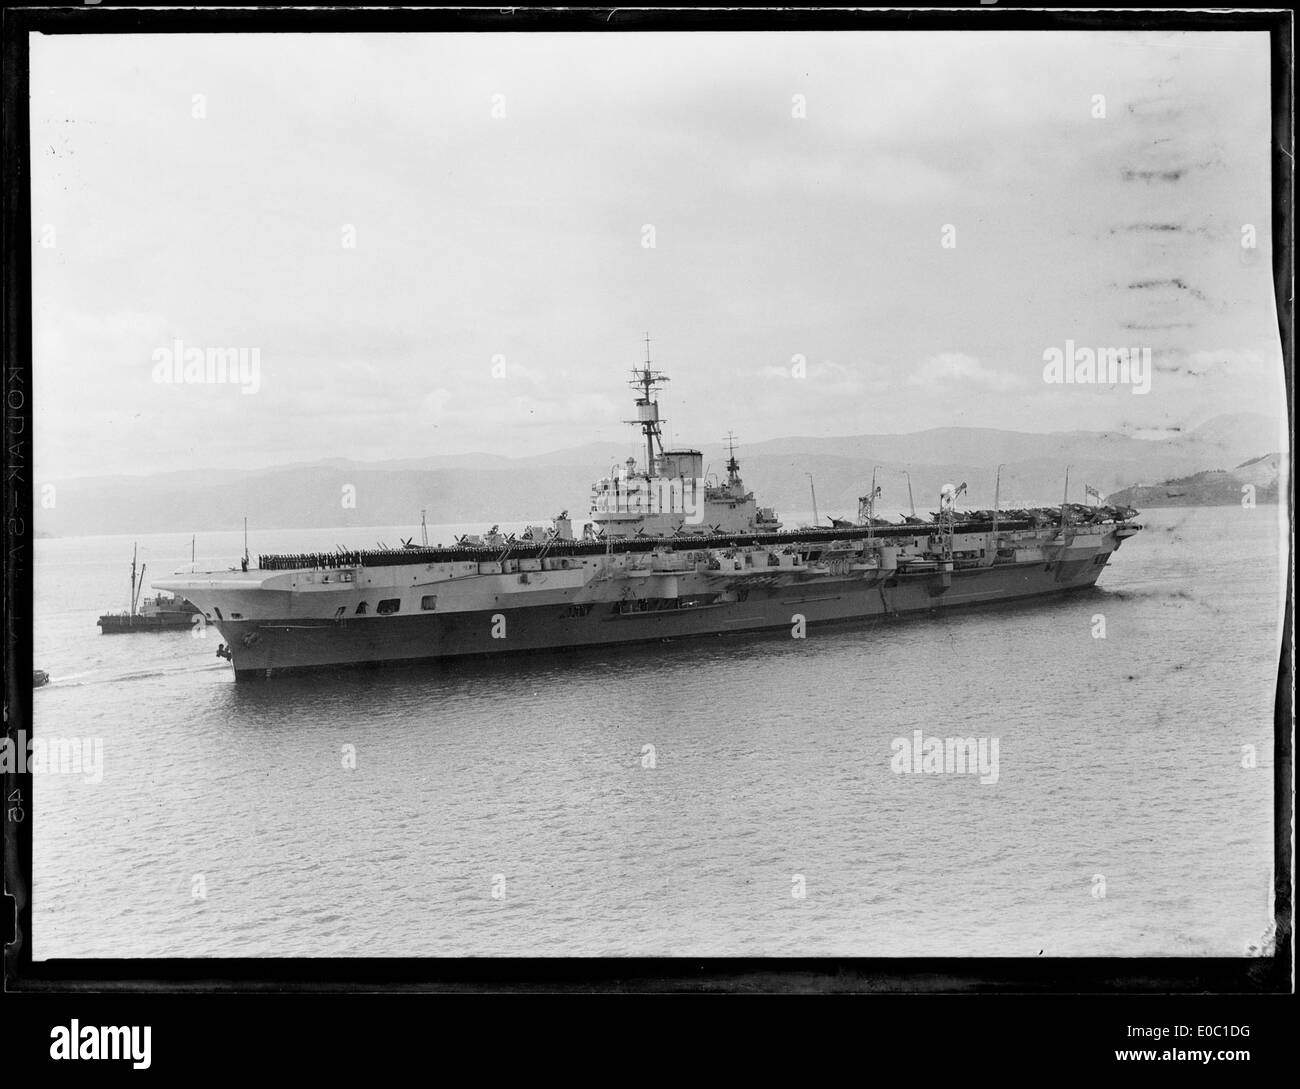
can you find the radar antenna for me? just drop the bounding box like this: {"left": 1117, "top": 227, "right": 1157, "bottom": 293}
{"left": 623, "top": 332, "right": 669, "bottom": 472}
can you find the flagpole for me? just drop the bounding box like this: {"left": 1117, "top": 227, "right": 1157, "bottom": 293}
{"left": 1060, "top": 466, "right": 1071, "bottom": 546}
{"left": 993, "top": 464, "right": 1004, "bottom": 539}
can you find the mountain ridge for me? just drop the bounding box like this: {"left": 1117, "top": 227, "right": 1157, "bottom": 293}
{"left": 36, "top": 412, "right": 1285, "bottom": 536}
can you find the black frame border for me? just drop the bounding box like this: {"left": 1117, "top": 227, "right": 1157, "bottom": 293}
{"left": 2, "top": 3, "right": 1293, "bottom": 998}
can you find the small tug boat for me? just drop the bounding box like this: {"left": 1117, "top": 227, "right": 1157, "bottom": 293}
{"left": 97, "top": 543, "right": 205, "bottom": 633}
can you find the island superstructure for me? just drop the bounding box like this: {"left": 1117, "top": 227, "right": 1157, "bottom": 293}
{"left": 155, "top": 348, "right": 1143, "bottom": 681}
{"left": 588, "top": 347, "right": 781, "bottom": 539}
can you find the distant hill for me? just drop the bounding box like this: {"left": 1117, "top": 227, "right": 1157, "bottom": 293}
{"left": 35, "top": 412, "right": 1286, "bottom": 536}
{"left": 1108, "top": 453, "right": 1283, "bottom": 508}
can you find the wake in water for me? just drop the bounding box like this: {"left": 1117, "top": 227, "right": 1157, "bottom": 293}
{"left": 36, "top": 660, "right": 229, "bottom": 689}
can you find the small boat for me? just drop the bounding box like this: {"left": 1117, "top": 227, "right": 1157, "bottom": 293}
{"left": 33, "top": 669, "right": 49, "bottom": 688}
{"left": 97, "top": 542, "right": 205, "bottom": 634}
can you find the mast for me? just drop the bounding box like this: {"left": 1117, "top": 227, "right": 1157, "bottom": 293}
{"left": 191, "top": 534, "right": 196, "bottom": 566}
{"left": 624, "top": 333, "right": 668, "bottom": 474}
{"left": 129, "top": 543, "right": 137, "bottom": 617}
{"left": 806, "top": 473, "right": 819, "bottom": 527}
{"left": 724, "top": 431, "right": 741, "bottom": 486}
{"left": 992, "top": 464, "right": 1004, "bottom": 542}
{"left": 421, "top": 509, "right": 429, "bottom": 548}
{"left": 905, "top": 471, "right": 915, "bottom": 519}
{"left": 135, "top": 563, "right": 146, "bottom": 614}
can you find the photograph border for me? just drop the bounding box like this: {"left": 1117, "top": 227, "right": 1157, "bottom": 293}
{"left": 2, "top": 2, "right": 1292, "bottom": 998}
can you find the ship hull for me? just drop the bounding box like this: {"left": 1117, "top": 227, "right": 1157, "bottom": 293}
{"left": 98, "top": 613, "right": 199, "bottom": 634}
{"left": 216, "top": 554, "right": 1112, "bottom": 681}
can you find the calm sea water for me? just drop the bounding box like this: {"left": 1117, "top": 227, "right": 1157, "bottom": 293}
{"left": 30, "top": 507, "right": 1283, "bottom": 958}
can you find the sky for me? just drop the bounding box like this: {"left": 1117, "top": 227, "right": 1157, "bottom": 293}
{"left": 30, "top": 29, "right": 1286, "bottom": 481}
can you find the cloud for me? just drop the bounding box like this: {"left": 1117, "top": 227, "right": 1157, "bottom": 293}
{"left": 906, "top": 353, "right": 1020, "bottom": 392}
{"left": 27, "top": 31, "right": 1282, "bottom": 479}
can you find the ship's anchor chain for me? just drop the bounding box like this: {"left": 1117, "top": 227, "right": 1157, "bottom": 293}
{"left": 215, "top": 643, "right": 233, "bottom": 661}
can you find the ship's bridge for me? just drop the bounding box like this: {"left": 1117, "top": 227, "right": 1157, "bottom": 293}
{"left": 656, "top": 449, "right": 703, "bottom": 479}
{"left": 590, "top": 454, "right": 704, "bottom": 538}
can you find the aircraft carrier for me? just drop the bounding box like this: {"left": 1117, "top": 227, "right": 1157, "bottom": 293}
{"left": 155, "top": 351, "right": 1143, "bottom": 681}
